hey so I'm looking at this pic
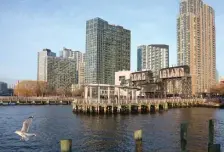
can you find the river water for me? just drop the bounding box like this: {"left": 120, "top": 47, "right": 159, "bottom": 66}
{"left": 0, "top": 106, "right": 223, "bottom": 152}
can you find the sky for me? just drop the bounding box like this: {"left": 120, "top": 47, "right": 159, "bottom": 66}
{"left": 0, "top": 0, "right": 224, "bottom": 84}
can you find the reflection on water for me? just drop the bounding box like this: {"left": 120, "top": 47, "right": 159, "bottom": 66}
{"left": 0, "top": 106, "right": 223, "bottom": 152}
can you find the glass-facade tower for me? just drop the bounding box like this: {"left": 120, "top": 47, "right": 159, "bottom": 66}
{"left": 85, "top": 17, "right": 131, "bottom": 85}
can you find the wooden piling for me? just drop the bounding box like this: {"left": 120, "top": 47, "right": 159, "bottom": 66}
{"left": 180, "top": 123, "right": 188, "bottom": 151}
{"left": 134, "top": 130, "right": 142, "bottom": 152}
{"left": 208, "top": 144, "right": 221, "bottom": 152}
{"left": 134, "top": 130, "right": 142, "bottom": 141}
{"left": 208, "top": 119, "right": 221, "bottom": 152}
{"left": 60, "top": 139, "right": 72, "bottom": 152}
{"left": 208, "top": 119, "right": 214, "bottom": 145}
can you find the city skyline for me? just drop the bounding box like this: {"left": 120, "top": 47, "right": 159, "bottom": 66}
{"left": 0, "top": 0, "right": 224, "bottom": 82}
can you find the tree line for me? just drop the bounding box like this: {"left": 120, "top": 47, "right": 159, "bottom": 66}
{"left": 210, "top": 83, "right": 224, "bottom": 95}
{"left": 14, "top": 80, "right": 84, "bottom": 97}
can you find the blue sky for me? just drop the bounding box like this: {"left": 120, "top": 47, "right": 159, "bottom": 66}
{"left": 0, "top": 0, "right": 223, "bottom": 83}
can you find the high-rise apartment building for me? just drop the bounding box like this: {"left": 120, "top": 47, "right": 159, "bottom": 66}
{"left": 0, "top": 81, "right": 8, "bottom": 95}
{"left": 137, "top": 45, "right": 169, "bottom": 76}
{"left": 85, "top": 17, "right": 131, "bottom": 85}
{"left": 177, "top": 0, "right": 216, "bottom": 95}
{"left": 60, "top": 47, "right": 84, "bottom": 85}
{"left": 37, "top": 49, "right": 56, "bottom": 81}
{"left": 37, "top": 49, "right": 76, "bottom": 90}
{"left": 137, "top": 47, "right": 142, "bottom": 71}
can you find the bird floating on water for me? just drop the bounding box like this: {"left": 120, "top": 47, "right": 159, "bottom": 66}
{"left": 15, "top": 116, "right": 36, "bottom": 141}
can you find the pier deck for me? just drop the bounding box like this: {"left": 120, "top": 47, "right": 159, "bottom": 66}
{"left": 72, "top": 98, "right": 222, "bottom": 114}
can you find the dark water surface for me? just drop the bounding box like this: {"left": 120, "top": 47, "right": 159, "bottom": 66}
{"left": 0, "top": 106, "right": 224, "bottom": 152}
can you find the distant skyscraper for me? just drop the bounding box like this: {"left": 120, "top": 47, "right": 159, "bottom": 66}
{"left": 37, "top": 49, "right": 76, "bottom": 90}
{"left": 59, "top": 47, "right": 71, "bottom": 58}
{"left": 137, "top": 45, "right": 169, "bottom": 76}
{"left": 137, "top": 47, "right": 142, "bottom": 71}
{"left": 0, "top": 81, "right": 8, "bottom": 95}
{"left": 60, "top": 47, "right": 84, "bottom": 85}
{"left": 60, "top": 47, "right": 84, "bottom": 68}
{"left": 177, "top": 0, "right": 216, "bottom": 95}
{"left": 85, "top": 17, "right": 131, "bottom": 85}
{"left": 37, "top": 49, "right": 56, "bottom": 81}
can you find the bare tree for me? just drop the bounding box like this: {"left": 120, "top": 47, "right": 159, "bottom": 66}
{"left": 64, "top": 87, "right": 72, "bottom": 97}
{"left": 72, "top": 86, "right": 84, "bottom": 97}
{"left": 210, "top": 84, "right": 224, "bottom": 95}
{"left": 56, "top": 87, "right": 66, "bottom": 96}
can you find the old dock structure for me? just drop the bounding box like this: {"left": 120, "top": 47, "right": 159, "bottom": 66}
{"left": 73, "top": 98, "right": 206, "bottom": 114}
{"left": 0, "top": 97, "right": 74, "bottom": 105}
{"left": 72, "top": 84, "right": 218, "bottom": 114}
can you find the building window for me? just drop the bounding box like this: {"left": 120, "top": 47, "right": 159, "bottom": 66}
{"left": 119, "top": 76, "right": 125, "bottom": 81}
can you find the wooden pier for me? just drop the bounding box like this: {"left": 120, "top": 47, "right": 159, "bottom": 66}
{"left": 0, "top": 96, "right": 74, "bottom": 105}
{"left": 72, "top": 98, "right": 222, "bottom": 114}
{"left": 72, "top": 84, "right": 222, "bottom": 114}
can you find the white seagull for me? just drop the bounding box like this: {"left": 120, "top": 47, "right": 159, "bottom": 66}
{"left": 15, "top": 116, "right": 36, "bottom": 141}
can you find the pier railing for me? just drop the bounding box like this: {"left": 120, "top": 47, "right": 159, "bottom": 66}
{"left": 73, "top": 98, "right": 208, "bottom": 104}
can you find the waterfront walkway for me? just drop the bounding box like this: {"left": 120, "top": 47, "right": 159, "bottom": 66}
{"left": 0, "top": 96, "right": 75, "bottom": 105}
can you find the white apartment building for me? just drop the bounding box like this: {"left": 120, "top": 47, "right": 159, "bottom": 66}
{"left": 137, "top": 44, "right": 169, "bottom": 76}
{"left": 37, "top": 49, "right": 56, "bottom": 81}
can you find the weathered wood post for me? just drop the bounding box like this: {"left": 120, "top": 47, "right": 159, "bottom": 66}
{"left": 208, "top": 119, "right": 221, "bottom": 152}
{"left": 180, "top": 123, "right": 188, "bottom": 152}
{"left": 208, "top": 144, "right": 221, "bottom": 152}
{"left": 118, "top": 87, "right": 120, "bottom": 104}
{"left": 89, "top": 86, "right": 92, "bottom": 99}
{"left": 134, "top": 130, "right": 142, "bottom": 152}
{"left": 84, "top": 86, "right": 88, "bottom": 99}
{"left": 60, "top": 139, "right": 72, "bottom": 152}
{"left": 208, "top": 119, "right": 214, "bottom": 145}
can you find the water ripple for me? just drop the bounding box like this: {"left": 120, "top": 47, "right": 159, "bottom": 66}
{"left": 0, "top": 106, "right": 224, "bottom": 151}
